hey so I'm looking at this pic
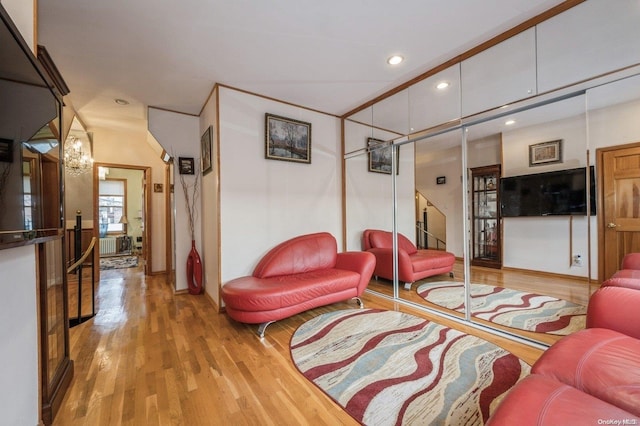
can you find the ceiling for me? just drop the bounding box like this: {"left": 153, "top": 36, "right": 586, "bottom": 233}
{"left": 36, "top": 0, "right": 567, "bottom": 135}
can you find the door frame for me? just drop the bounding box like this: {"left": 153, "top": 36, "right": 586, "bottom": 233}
{"left": 596, "top": 141, "right": 640, "bottom": 282}
{"left": 93, "top": 163, "right": 152, "bottom": 277}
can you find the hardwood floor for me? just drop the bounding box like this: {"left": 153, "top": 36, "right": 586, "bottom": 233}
{"left": 55, "top": 265, "right": 546, "bottom": 425}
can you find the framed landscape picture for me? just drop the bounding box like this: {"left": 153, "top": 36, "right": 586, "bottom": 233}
{"left": 529, "top": 139, "right": 562, "bottom": 166}
{"left": 178, "top": 157, "right": 195, "bottom": 175}
{"left": 265, "top": 113, "right": 311, "bottom": 163}
{"left": 201, "top": 125, "right": 213, "bottom": 175}
{"left": 368, "top": 137, "right": 399, "bottom": 174}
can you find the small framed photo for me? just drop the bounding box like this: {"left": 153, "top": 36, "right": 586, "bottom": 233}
{"left": 201, "top": 125, "right": 213, "bottom": 175}
{"left": 436, "top": 176, "right": 446, "bottom": 185}
{"left": 265, "top": 113, "right": 311, "bottom": 163}
{"left": 153, "top": 183, "right": 163, "bottom": 193}
{"left": 529, "top": 139, "right": 562, "bottom": 166}
{"left": 178, "top": 157, "right": 195, "bottom": 175}
{"left": 368, "top": 137, "right": 399, "bottom": 175}
{"left": 0, "top": 138, "right": 13, "bottom": 163}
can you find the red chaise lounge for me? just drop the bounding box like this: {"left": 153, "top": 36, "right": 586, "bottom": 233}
{"left": 362, "top": 229, "right": 455, "bottom": 290}
{"left": 221, "top": 232, "right": 376, "bottom": 338}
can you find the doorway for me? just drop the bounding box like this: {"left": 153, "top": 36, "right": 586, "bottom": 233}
{"left": 597, "top": 142, "right": 640, "bottom": 281}
{"left": 93, "top": 163, "right": 152, "bottom": 276}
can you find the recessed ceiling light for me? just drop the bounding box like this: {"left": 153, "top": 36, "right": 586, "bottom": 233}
{"left": 387, "top": 55, "right": 404, "bottom": 65}
{"left": 505, "top": 119, "right": 516, "bottom": 126}
{"left": 114, "top": 98, "right": 129, "bottom": 105}
{"left": 436, "top": 81, "right": 449, "bottom": 90}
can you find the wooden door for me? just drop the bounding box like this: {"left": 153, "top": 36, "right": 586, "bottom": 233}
{"left": 598, "top": 144, "right": 640, "bottom": 281}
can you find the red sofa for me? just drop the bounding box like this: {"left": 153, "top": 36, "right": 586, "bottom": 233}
{"left": 487, "top": 280, "right": 640, "bottom": 424}
{"left": 362, "top": 229, "right": 455, "bottom": 290}
{"left": 221, "top": 232, "right": 375, "bottom": 338}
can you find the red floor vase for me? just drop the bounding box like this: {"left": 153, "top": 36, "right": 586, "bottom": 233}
{"left": 186, "top": 240, "right": 203, "bottom": 295}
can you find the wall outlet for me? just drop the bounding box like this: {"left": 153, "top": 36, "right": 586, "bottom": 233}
{"left": 573, "top": 254, "right": 583, "bottom": 267}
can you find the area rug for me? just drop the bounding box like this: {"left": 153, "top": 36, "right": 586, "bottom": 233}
{"left": 416, "top": 281, "right": 586, "bottom": 335}
{"left": 100, "top": 255, "right": 138, "bottom": 270}
{"left": 290, "top": 309, "right": 529, "bottom": 425}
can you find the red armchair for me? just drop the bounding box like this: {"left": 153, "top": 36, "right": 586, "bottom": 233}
{"left": 488, "top": 282, "right": 640, "bottom": 424}
{"left": 362, "top": 229, "right": 455, "bottom": 290}
{"left": 221, "top": 232, "right": 375, "bottom": 338}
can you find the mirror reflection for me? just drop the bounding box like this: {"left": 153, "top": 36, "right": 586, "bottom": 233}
{"left": 347, "top": 48, "right": 640, "bottom": 343}
{"left": 587, "top": 72, "right": 640, "bottom": 286}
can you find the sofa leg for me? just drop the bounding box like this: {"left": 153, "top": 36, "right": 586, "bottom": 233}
{"left": 257, "top": 321, "right": 275, "bottom": 339}
{"left": 404, "top": 282, "right": 412, "bottom": 290}
{"left": 352, "top": 297, "right": 364, "bottom": 308}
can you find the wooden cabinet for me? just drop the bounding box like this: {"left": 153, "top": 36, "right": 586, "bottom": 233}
{"left": 537, "top": 0, "right": 640, "bottom": 93}
{"left": 461, "top": 28, "right": 537, "bottom": 117}
{"left": 471, "top": 165, "right": 502, "bottom": 268}
{"left": 38, "top": 238, "right": 73, "bottom": 425}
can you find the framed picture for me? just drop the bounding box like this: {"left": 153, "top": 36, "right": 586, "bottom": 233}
{"left": 265, "top": 113, "right": 311, "bottom": 163}
{"left": 201, "top": 125, "right": 213, "bottom": 175}
{"left": 529, "top": 139, "right": 562, "bottom": 166}
{"left": 153, "top": 183, "right": 163, "bottom": 193}
{"left": 0, "top": 138, "right": 13, "bottom": 163}
{"left": 436, "top": 176, "right": 446, "bottom": 185}
{"left": 367, "top": 137, "right": 399, "bottom": 174}
{"left": 178, "top": 157, "right": 195, "bottom": 175}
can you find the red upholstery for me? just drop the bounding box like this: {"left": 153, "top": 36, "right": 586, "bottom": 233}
{"left": 609, "top": 270, "right": 640, "bottom": 284}
{"left": 486, "top": 375, "right": 638, "bottom": 426}
{"left": 221, "top": 232, "right": 375, "bottom": 331}
{"left": 587, "top": 286, "right": 640, "bottom": 339}
{"left": 532, "top": 328, "right": 640, "bottom": 416}
{"left": 362, "top": 229, "right": 455, "bottom": 285}
{"left": 253, "top": 233, "right": 337, "bottom": 278}
{"left": 620, "top": 252, "right": 640, "bottom": 270}
{"left": 609, "top": 252, "right": 640, "bottom": 287}
{"left": 488, "top": 267, "right": 640, "bottom": 423}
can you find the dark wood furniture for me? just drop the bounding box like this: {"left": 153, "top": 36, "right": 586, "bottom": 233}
{"left": 471, "top": 165, "right": 502, "bottom": 268}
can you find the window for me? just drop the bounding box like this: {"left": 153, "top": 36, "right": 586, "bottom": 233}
{"left": 98, "top": 179, "right": 126, "bottom": 235}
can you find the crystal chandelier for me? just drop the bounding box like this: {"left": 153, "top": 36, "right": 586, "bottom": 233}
{"left": 64, "top": 136, "right": 93, "bottom": 176}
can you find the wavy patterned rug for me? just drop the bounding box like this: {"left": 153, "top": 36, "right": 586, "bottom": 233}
{"left": 417, "top": 281, "right": 586, "bottom": 335}
{"left": 290, "top": 309, "right": 529, "bottom": 425}
{"left": 100, "top": 255, "right": 138, "bottom": 270}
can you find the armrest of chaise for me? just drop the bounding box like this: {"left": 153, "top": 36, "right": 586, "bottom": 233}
{"left": 335, "top": 251, "right": 376, "bottom": 294}
{"left": 365, "top": 247, "right": 414, "bottom": 283}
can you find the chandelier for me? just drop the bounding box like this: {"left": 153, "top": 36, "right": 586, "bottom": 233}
{"left": 64, "top": 136, "right": 93, "bottom": 176}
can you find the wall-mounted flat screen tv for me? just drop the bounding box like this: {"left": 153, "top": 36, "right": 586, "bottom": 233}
{"left": 500, "top": 166, "right": 596, "bottom": 217}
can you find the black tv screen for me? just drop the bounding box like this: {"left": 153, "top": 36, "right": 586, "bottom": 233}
{"left": 500, "top": 167, "right": 596, "bottom": 217}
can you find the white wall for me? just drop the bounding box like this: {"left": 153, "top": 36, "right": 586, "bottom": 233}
{"left": 0, "top": 246, "right": 38, "bottom": 426}
{"left": 217, "top": 87, "right": 343, "bottom": 283}
{"left": 1, "top": 0, "right": 35, "bottom": 50}
{"left": 415, "top": 135, "right": 464, "bottom": 257}
{"left": 147, "top": 107, "right": 200, "bottom": 290}
{"left": 344, "top": 119, "right": 414, "bottom": 252}
{"left": 501, "top": 113, "right": 589, "bottom": 277}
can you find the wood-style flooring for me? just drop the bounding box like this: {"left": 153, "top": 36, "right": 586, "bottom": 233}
{"left": 56, "top": 264, "right": 550, "bottom": 425}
